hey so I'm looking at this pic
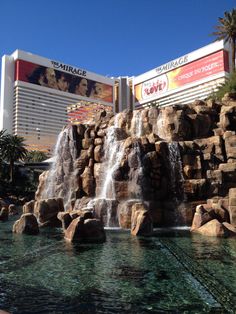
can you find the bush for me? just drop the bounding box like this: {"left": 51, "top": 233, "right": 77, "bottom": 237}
{"left": 209, "top": 71, "right": 236, "bottom": 101}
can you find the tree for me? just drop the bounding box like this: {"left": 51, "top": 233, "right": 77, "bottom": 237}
{"left": 1, "top": 134, "right": 28, "bottom": 182}
{"left": 212, "top": 8, "right": 236, "bottom": 71}
{"left": 0, "top": 130, "right": 7, "bottom": 160}
{"left": 24, "top": 150, "right": 49, "bottom": 163}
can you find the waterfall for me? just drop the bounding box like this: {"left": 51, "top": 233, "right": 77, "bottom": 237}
{"left": 93, "top": 113, "right": 125, "bottom": 226}
{"left": 99, "top": 113, "right": 125, "bottom": 200}
{"left": 131, "top": 110, "right": 142, "bottom": 137}
{"left": 41, "top": 126, "right": 77, "bottom": 209}
{"left": 155, "top": 110, "right": 168, "bottom": 140}
{"left": 128, "top": 142, "right": 143, "bottom": 200}
{"left": 128, "top": 111, "right": 144, "bottom": 200}
{"left": 167, "top": 142, "right": 184, "bottom": 200}
{"left": 41, "top": 129, "right": 65, "bottom": 199}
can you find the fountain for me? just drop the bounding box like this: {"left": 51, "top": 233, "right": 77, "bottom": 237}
{"left": 2, "top": 99, "right": 236, "bottom": 314}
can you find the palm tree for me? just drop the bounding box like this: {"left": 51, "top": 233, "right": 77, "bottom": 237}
{"left": 212, "top": 8, "right": 236, "bottom": 71}
{"left": 24, "top": 150, "right": 49, "bottom": 163}
{"left": 1, "top": 134, "right": 28, "bottom": 182}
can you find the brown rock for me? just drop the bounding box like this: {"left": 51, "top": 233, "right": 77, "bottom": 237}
{"left": 35, "top": 170, "right": 49, "bottom": 200}
{"left": 8, "top": 204, "right": 18, "bottom": 216}
{"left": 131, "top": 202, "right": 153, "bottom": 236}
{"left": 94, "top": 145, "right": 103, "bottom": 162}
{"left": 118, "top": 200, "right": 138, "bottom": 229}
{"left": 34, "top": 198, "right": 63, "bottom": 227}
{"left": 222, "top": 222, "right": 236, "bottom": 236}
{"left": 57, "top": 212, "right": 73, "bottom": 229}
{"left": 0, "top": 207, "right": 8, "bottom": 221}
{"left": 190, "top": 205, "right": 214, "bottom": 231}
{"left": 23, "top": 200, "right": 35, "bottom": 214}
{"left": 64, "top": 216, "right": 106, "bottom": 243}
{"left": 94, "top": 138, "right": 103, "bottom": 146}
{"left": 183, "top": 179, "right": 207, "bottom": 199}
{"left": 192, "top": 219, "right": 227, "bottom": 237}
{"left": 13, "top": 213, "right": 39, "bottom": 235}
{"left": 81, "top": 167, "right": 95, "bottom": 196}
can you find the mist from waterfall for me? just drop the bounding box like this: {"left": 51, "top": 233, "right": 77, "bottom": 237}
{"left": 41, "top": 129, "right": 65, "bottom": 200}
{"left": 99, "top": 113, "right": 125, "bottom": 200}
{"left": 41, "top": 127, "right": 76, "bottom": 209}
{"left": 156, "top": 110, "right": 168, "bottom": 140}
{"left": 128, "top": 111, "right": 144, "bottom": 200}
{"left": 131, "top": 110, "right": 142, "bottom": 137}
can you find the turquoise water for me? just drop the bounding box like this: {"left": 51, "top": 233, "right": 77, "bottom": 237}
{"left": 0, "top": 217, "right": 236, "bottom": 313}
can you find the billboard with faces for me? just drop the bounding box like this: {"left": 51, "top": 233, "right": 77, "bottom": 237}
{"left": 15, "top": 60, "right": 113, "bottom": 104}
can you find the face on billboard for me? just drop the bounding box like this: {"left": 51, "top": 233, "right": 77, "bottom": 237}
{"left": 15, "top": 60, "right": 113, "bottom": 104}
{"left": 57, "top": 73, "right": 69, "bottom": 92}
{"left": 75, "top": 78, "right": 88, "bottom": 96}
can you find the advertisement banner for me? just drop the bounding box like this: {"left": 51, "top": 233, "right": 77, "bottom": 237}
{"left": 15, "top": 60, "right": 113, "bottom": 104}
{"left": 67, "top": 103, "right": 113, "bottom": 124}
{"left": 135, "top": 50, "right": 229, "bottom": 103}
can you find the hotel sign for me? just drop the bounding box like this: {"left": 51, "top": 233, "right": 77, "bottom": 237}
{"left": 155, "top": 55, "right": 189, "bottom": 74}
{"left": 135, "top": 50, "right": 229, "bottom": 103}
{"left": 51, "top": 61, "right": 87, "bottom": 77}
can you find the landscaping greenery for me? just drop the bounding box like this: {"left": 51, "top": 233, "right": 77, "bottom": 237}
{"left": 23, "top": 150, "right": 49, "bottom": 163}
{"left": 212, "top": 8, "right": 236, "bottom": 71}
{"left": 0, "top": 130, "right": 47, "bottom": 197}
{"left": 209, "top": 8, "right": 236, "bottom": 100}
{"left": 209, "top": 70, "right": 236, "bottom": 100}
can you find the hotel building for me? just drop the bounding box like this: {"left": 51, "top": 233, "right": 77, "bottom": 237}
{"left": 0, "top": 40, "right": 232, "bottom": 151}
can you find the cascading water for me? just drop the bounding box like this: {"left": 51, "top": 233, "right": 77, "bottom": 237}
{"left": 128, "top": 111, "right": 144, "bottom": 200}
{"left": 41, "top": 126, "right": 77, "bottom": 209}
{"left": 131, "top": 110, "right": 142, "bottom": 137}
{"left": 155, "top": 110, "right": 168, "bottom": 140}
{"left": 41, "top": 129, "right": 65, "bottom": 199}
{"left": 93, "top": 113, "right": 126, "bottom": 227}
{"left": 100, "top": 114, "right": 125, "bottom": 200}
{"left": 167, "top": 141, "right": 184, "bottom": 199}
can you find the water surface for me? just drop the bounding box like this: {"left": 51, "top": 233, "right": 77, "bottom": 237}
{"left": 0, "top": 217, "right": 236, "bottom": 313}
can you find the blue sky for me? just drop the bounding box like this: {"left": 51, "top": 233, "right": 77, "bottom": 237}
{"left": 0, "top": 0, "right": 235, "bottom": 78}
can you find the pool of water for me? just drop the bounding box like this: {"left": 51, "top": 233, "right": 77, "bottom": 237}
{"left": 0, "top": 216, "right": 236, "bottom": 313}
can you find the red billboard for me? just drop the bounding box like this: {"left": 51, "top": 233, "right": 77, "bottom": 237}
{"left": 15, "top": 60, "right": 113, "bottom": 104}
{"left": 135, "top": 50, "right": 229, "bottom": 102}
{"left": 67, "top": 103, "right": 113, "bottom": 124}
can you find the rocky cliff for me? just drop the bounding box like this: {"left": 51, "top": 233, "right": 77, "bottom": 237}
{"left": 35, "top": 93, "right": 236, "bottom": 235}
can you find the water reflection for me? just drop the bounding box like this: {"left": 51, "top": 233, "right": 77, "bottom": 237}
{"left": 0, "top": 222, "right": 235, "bottom": 313}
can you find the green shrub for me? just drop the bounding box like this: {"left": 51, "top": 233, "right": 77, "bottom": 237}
{"left": 209, "top": 71, "right": 236, "bottom": 101}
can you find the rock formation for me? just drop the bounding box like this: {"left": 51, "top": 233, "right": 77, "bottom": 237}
{"left": 33, "top": 93, "right": 236, "bottom": 237}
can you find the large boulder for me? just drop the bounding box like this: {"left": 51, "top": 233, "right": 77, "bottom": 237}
{"left": 64, "top": 216, "right": 106, "bottom": 243}
{"left": 8, "top": 204, "right": 19, "bottom": 216}
{"left": 131, "top": 203, "right": 153, "bottom": 236}
{"left": 118, "top": 200, "right": 139, "bottom": 229}
{"left": 0, "top": 207, "right": 8, "bottom": 222}
{"left": 23, "top": 200, "right": 35, "bottom": 214}
{"left": 13, "top": 213, "right": 39, "bottom": 235}
{"left": 190, "top": 205, "right": 215, "bottom": 231}
{"left": 81, "top": 167, "right": 95, "bottom": 196}
{"left": 35, "top": 170, "right": 49, "bottom": 200}
{"left": 57, "top": 212, "right": 73, "bottom": 230}
{"left": 34, "top": 198, "right": 64, "bottom": 227}
{"left": 192, "top": 219, "right": 228, "bottom": 237}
